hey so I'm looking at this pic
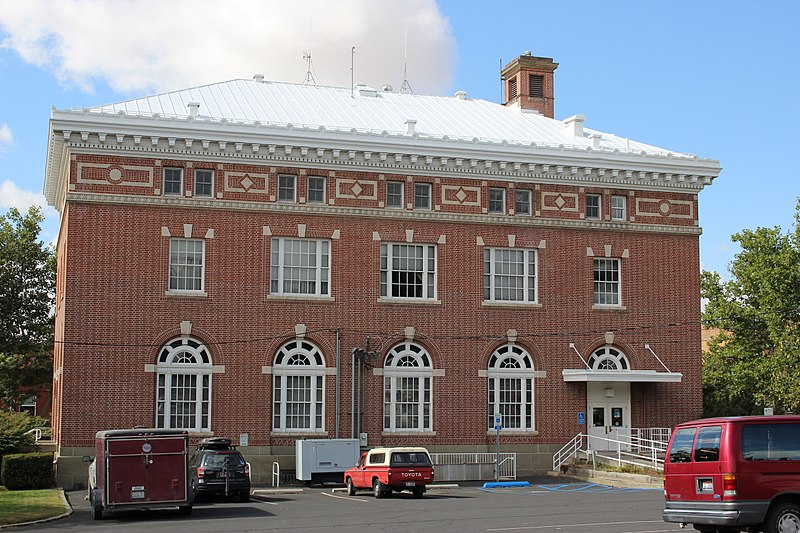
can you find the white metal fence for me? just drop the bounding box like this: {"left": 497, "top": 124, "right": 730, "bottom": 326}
{"left": 552, "top": 429, "right": 670, "bottom": 472}
{"left": 430, "top": 452, "right": 516, "bottom": 481}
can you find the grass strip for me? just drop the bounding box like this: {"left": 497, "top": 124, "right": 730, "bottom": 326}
{"left": 0, "top": 488, "right": 68, "bottom": 526}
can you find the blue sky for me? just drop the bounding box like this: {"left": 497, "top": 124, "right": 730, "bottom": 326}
{"left": 1, "top": 0, "right": 798, "bottom": 276}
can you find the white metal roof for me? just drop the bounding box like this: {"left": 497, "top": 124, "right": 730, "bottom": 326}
{"left": 82, "top": 78, "right": 692, "bottom": 159}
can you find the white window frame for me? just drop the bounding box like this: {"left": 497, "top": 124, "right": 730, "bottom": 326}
{"left": 156, "top": 337, "right": 212, "bottom": 432}
{"left": 278, "top": 175, "right": 297, "bottom": 202}
{"left": 194, "top": 169, "right": 213, "bottom": 198}
{"left": 489, "top": 187, "right": 506, "bottom": 214}
{"left": 386, "top": 181, "right": 404, "bottom": 209}
{"left": 611, "top": 195, "right": 626, "bottom": 221}
{"left": 515, "top": 189, "right": 531, "bottom": 216}
{"left": 383, "top": 342, "right": 433, "bottom": 433}
{"left": 168, "top": 238, "right": 205, "bottom": 293}
{"left": 380, "top": 243, "right": 437, "bottom": 300}
{"left": 483, "top": 247, "right": 537, "bottom": 303}
{"left": 270, "top": 238, "right": 331, "bottom": 297}
{"left": 307, "top": 176, "right": 326, "bottom": 204}
{"left": 586, "top": 193, "right": 601, "bottom": 219}
{"left": 593, "top": 258, "right": 621, "bottom": 306}
{"left": 20, "top": 394, "right": 36, "bottom": 416}
{"left": 414, "top": 183, "right": 431, "bottom": 210}
{"left": 272, "top": 340, "right": 326, "bottom": 433}
{"left": 488, "top": 344, "right": 535, "bottom": 432}
{"left": 588, "top": 346, "right": 630, "bottom": 371}
{"left": 163, "top": 167, "right": 183, "bottom": 196}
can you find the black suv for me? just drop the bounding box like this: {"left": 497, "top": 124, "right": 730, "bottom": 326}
{"left": 190, "top": 437, "right": 251, "bottom": 502}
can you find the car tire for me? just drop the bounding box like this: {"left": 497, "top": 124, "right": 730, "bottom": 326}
{"left": 178, "top": 505, "right": 192, "bottom": 515}
{"left": 764, "top": 501, "right": 800, "bottom": 533}
{"left": 346, "top": 478, "right": 357, "bottom": 496}
{"left": 412, "top": 487, "right": 424, "bottom": 499}
{"left": 373, "top": 478, "right": 384, "bottom": 499}
{"left": 239, "top": 491, "right": 250, "bottom": 502}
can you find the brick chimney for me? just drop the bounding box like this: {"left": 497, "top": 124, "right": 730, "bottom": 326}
{"left": 501, "top": 52, "right": 558, "bottom": 118}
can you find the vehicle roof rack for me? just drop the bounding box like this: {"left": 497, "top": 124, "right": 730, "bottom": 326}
{"left": 197, "top": 437, "right": 235, "bottom": 450}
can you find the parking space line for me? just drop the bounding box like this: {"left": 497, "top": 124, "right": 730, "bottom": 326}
{"left": 486, "top": 519, "right": 673, "bottom": 531}
{"left": 322, "top": 491, "right": 369, "bottom": 503}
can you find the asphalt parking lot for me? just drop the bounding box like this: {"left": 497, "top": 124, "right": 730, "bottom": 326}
{"left": 14, "top": 479, "right": 683, "bottom": 533}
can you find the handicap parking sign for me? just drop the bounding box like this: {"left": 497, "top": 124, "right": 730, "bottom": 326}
{"left": 578, "top": 411, "right": 585, "bottom": 425}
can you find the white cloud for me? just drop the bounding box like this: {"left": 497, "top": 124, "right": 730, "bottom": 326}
{"left": 0, "top": 0, "right": 455, "bottom": 95}
{"left": 0, "top": 180, "right": 48, "bottom": 211}
{"left": 0, "top": 123, "right": 12, "bottom": 145}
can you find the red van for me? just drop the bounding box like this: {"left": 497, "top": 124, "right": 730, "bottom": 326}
{"left": 662, "top": 415, "right": 800, "bottom": 533}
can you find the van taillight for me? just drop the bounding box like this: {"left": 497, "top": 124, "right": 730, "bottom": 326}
{"left": 245, "top": 463, "right": 250, "bottom": 479}
{"left": 197, "top": 466, "right": 205, "bottom": 479}
{"left": 723, "top": 474, "right": 737, "bottom": 496}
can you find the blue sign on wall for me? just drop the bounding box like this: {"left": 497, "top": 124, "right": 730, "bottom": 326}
{"left": 577, "top": 411, "right": 585, "bottom": 425}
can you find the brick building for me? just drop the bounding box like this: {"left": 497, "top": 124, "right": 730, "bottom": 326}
{"left": 44, "top": 53, "right": 720, "bottom": 487}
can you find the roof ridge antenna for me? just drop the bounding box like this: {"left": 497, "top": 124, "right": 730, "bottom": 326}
{"left": 302, "top": 16, "right": 318, "bottom": 86}
{"left": 399, "top": 30, "right": 413, "bottom": 94}
{"left": 350, "top": 46, "right": 356, "bottom": 98}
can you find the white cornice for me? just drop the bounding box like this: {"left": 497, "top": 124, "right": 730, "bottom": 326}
{"left": 64, "top": 191, "right": 703, "bottom": 237}
{"left": 45, "top": 111, "right": 721, "bottom": 208}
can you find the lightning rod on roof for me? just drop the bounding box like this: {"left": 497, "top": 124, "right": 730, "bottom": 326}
{"left": 400, "top": 30, "right": 413, "bottom": 94}
{"left": 351, "top": 46, "right": 356, "bottom": 98}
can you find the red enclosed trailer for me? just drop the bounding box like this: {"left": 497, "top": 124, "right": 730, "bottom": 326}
{"left": 88, "top": 428, "right": 193, "bottom": 519}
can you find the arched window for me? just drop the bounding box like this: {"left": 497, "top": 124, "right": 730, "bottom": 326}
{"left": 273, "top": 340, "right": 326, "bottom": 432}
{"left": 156, "top": 337, "right": 212, "bottom": 431}
{"left": 588, "top": 346, "right": 629, "bottom": 371}
{"left": 487, "top": 344, "right": 534, "bottom": 431}
{"left": 383, "top": 342, "right": 433, "bottom": 432}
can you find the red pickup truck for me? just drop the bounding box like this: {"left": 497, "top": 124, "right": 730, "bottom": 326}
{"left": 344, "top": 447, "right": 435, "bottom": 498}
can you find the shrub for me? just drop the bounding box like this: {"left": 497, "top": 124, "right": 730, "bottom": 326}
{"left": 0, "top": 411, "right": 49, "bottom": 465}
{"left": 1, "top": 452, "right": 54, "bottom": 490}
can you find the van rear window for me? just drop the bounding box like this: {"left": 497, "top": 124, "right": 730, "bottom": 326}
{"left": 694, "top": 426, "right": 721, "bottom": 462}
{"left": 742, "top": 423, "right": 800, "bottom": 461}
{"left": 669, "top": 427, "right": 696, "bottom": 463}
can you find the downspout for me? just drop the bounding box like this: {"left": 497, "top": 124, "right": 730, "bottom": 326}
{"left": 335, "top": 328, "right": 341, "bottom": 438}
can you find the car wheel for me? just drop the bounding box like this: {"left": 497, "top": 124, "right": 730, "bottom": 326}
{"left": 346, "top": 477, "right": 357, "bottom": 496}
{"left": 372, "top": 478, "right": 384, "bottom": 499}
{"left": 412, "top": 487, "right": 424, "bottom": 499}
{"left": 178, "top": 505, "right": 192, "bottom": 515}
{"left": 239, "top": 491, "right": 250, "bottom": 502}
{"left": 764, "top": 502, "right": 800, "bottom": 533}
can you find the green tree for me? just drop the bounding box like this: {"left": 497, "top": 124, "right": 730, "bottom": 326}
{"left": 0, "top": 207, "right": 55, "bottom": 410}
{"left": 701, "top": 199, "right": 800, "bottom": 416}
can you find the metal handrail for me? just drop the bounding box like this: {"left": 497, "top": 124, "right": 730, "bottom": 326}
{"left": 553, "top": 431, "right": 669, "bottom": 473}
{"left": 272, "top": 461, "right": 280, "bottom": 487}
{"left": 23, "top": 426, "right": 52, "bottom": 443}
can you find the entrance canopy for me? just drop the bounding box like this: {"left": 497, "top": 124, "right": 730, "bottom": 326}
{"left": 562, "top": 369, "right": 682, "bottom": 383}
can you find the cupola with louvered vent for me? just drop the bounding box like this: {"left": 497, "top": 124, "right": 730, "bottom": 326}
{"left": 501, "top": 52, "right": 558, "bottom": 118}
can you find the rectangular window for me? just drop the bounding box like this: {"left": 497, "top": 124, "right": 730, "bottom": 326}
{"left": 484, "top": 248, "right": 537, "bottom": 303}
{"left": 515, "top": 189, "right": 531, "bottom": 216}
{"left": 307, "top": 176, "right": 325, "bottom": 204}
{"left": 386, "top": 181, "right": 404, "bottom": 209}
{"left": 278, "top": 175, "right": 296, "bottom": 202}
{"left": 742, "top": 423, "right": 800, "bottom": 461}
{"left": 270, "top": 238, "right": 330, "bottom": 296}
{"left": 489, "top": 187, "right": 506, "bottom": 214}
{"left": 380, "top": 243, "right": 436, "bottom": 300}
{"left": 668, "top": 427, "right": 697, "bottom": 463}
{"left": 611, "top": 195, "right": 626, "bottom": 221}
{"left": 169, "top": 238, "right": 205, "bottom": 292}
{"left": 529, "top": 74, "right": 544, "bottom": 98}
{"left": 194, "top": 169, "right": 213, "bottom": 198}
{"left": 414, "top": 183, "right": 431, "bottom": 210}
{"left": 593, "top": 258, "right": 620, "bottom": 306}
{"left": 694, "top": 426, "right": 722, "bottom": 462}
{"left": 163, "top": 168, "right": 183, "bottom": 196}
{"left": 586, "top": 194, "right": 601, "bottom": 219}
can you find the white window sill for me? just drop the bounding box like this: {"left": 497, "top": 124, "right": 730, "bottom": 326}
{"left": 485, "top": 430, "right": 538, "bottom": 437}
{"left": 165, "top": 290, "right": 208, "bottom": 298}
{"left": 592, "top": 304, "right": 627, "bottom": 312}
{"left": 270, "top": 431, "right": 327, "bottom": 437}
{"left": 377, "top": 297, "right": 441, "bottom": 305}
{"left": 267, "top": 294, "right": 335, "bottom": 302}
{"left": 381, "top": 431, "right": 436, "bottom": 437}
{"left": 482, "top": 301, "right": 542, "bottom": 309}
